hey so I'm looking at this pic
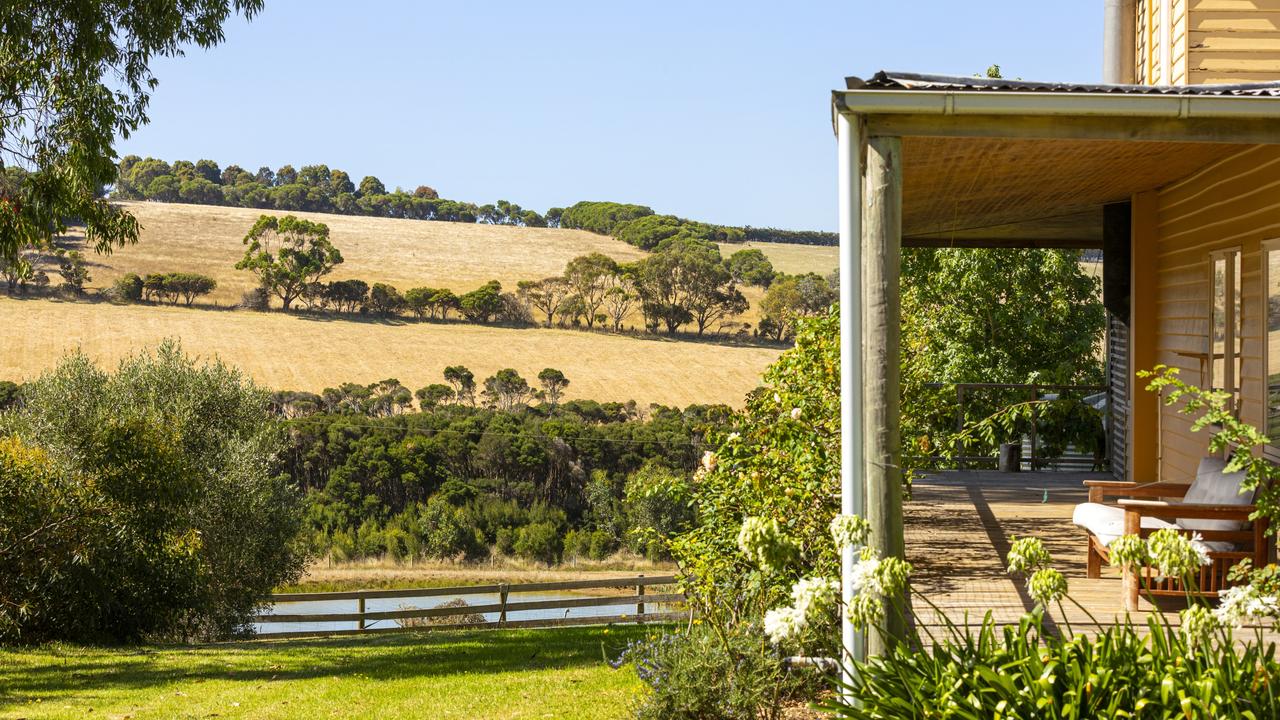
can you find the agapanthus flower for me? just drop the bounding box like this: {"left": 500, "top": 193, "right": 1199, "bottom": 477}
{"left": 1148, "top": 527, "right": 1211, "bottom": 580}
{"left": 1006, "top": 536, "right": 1052, "bottom": 575}
{"left": 1108, "top": 533, "right": 1150, "bottom": 570}
{"left": 790, "top": 576, "right": 839, "bottom": 618}
{"left": 736, "top": 516, "right": 797, "bottom": 572}
{"left": 1180, "top": 604, "right": 1218, "bottom": 649}
{"left": 830, "top": 514, "right": 870, "bottom": 551}
{"left": 763, "top": 605, "right": 806, "bottom": 644}
{"left": 1027, "top": 568, "right": 1068, "bottom": 607}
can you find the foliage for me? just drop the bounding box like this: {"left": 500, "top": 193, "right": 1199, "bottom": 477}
{"left": 634, "top": 237, "right": 747, "bottom": 336}
{"left": 0, "top": 2, "right": 262, "bottom": 262}
{"left": 54, "top": 250, "right": 90, "bottom": 293}
{"left": 0, "top": 342, "right": 305, "bottom": 643}
{"left": 758, "top": 272, "right": 836, "bottom": 341}
{"left": 726, "top": 247, "right": 776, "bottom": 287}
{"left": 559, "top": 201, "right": 655, "bottom": 235}
{"left": 141, "top": 271, "right": 218, "bottom": 305}
{"left": 667, "top": 307, "right": 840, "bottom": 633}
{"left": 1141, "top": 365, "right": 1280, "bottom": 533}
{"left": 514, "top": 521, "right": 564, "bottom": 565}
{"left": 235, "top": 214, "right": 343, "bottom": 310}
{"left": 112, "top": 272, "right": 144, "bottom": 302}
{"left": 620, "top": 623, "right": 810, "bottom": 720}
{"left": 458, "top": 280, "right": 504, "bottom": 323}
{"left": 900, "top": 248, "right": 1105, "bottom": 464}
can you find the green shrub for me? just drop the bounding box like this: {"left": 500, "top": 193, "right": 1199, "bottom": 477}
{"left": 0, "top": 342, "right": 306, "bottom": 643}
{"left": 514, "top": 521, "right": 562, "bottom": 565}
{"left": 113, "top": 273, "right": 144, "bottom": 302}
{"left": 620, "top": 624, "right": 810, "bottom": 720}
{"left": 494, "top": 526, "right": 516, "bottom": 556}
{"left": 587, "top": 529, "right": 617, "bottom": 560}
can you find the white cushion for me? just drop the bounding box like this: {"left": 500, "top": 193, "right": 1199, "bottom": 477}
{"left": 1179, "top": 457, "right": 1251, "bottom": 534}
{"left": 1073, "top": 502, "right": 1177, "bottom": 547}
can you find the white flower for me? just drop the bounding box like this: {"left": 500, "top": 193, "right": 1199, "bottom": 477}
{"left": 1189, "top": 533, "right": 1212, "bottom": 567}
{"left": 1214, "top": 584, "right": 1263, "bottom": 628}
{"left": 790, "top": 407, "right": 802, "bottom": 420}
{"left": 763, "top": 605, "right": 806, "bottom": 644}
{"left": 773, "top": 393, "right": 781, "bottom": 404}
{"left": 848, "top": 556, "right": 881, "bottom": 596}
{"left": 830, "top": 514, "right": 869, "bottom": 551}
{"left": 701, "top": 451, "right": 717, "bottom": 473}
{"left": 726, "top": 432, "right": 740, "bottom": 443}
{"left": 790, "top": 577, "right": 839, "bottom": 618}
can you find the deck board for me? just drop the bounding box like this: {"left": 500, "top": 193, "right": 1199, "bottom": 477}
{"left": 905, "top": 471, "right": 1196, "bottom": 633}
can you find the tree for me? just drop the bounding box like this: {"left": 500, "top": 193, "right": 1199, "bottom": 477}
{"left": 726, "top": 248, "right": 776, "bottom": 287}
{"left": 483, "top": 368, "right": 534, "bottom": 411}
{"left": 899, "top": 248, "right": 1105, "bottom": 456}
{"left": 55, "top": 250, "right": 90, "bottom": 294}
{"left": 368, "top": 283, "right": 406, "bottom": 317}
{"left": 634, "top": 237, "right": 745, "bottom": 335}
{"left": 235, "top": 215, "right": 343, "bottom": 310}
{"left": 168, "top": 273, "right": 218, "bottom": 306}
{"left": 0, "top": 342, "right": 304, "bottom": 643}
{"left": 193, "top": 159, "right": 221, "bottom": 184}
{"left": 459, "top": 280, "right": 503, "bottom": 323}
{"left": 443, "top": 365, "right": 476, "bottom": 406}
{"left": 538, "top": 368, "right": 570, "bottom": 408}
{"left": 603, "top": 273, "right": 637, "bottom": 331}
{"left": 358, "top": 175, "right": 386, "bottom": 197}
{"left": 563, "top": 253, "right": 619, "bottom": 328}
{"left": 0, "top": 1, "right": 262, "bottom": 264}
{"left": 324, "top": 279, "right": 368, "bottom": 314}
{"left": 404, "top": 286, "right": 438, "bottom": 319}
{"left": 274, "top": 165, "right": 297, "bottom": 186}
{"left": 415, "top": 383, "right": 455, "bottom": 410}
{"left": 517, "top": 277, "right": 569, "bottom": 327}
{"left": 758, "top": 273, "right": 835, "bottom": 341}
{"left": 428, "top": 288, "right": 459, "bottom": 320}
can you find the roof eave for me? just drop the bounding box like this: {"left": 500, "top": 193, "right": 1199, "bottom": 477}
{"left": 833, "top": 88, "right": 1280, "bottom": 120}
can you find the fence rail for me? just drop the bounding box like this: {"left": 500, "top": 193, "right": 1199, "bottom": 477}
{"left": 255, "top": 574, "right": 685, "bottom": 638}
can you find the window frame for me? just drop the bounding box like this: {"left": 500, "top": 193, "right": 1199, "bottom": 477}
{"left": 1207, "top": 247, "right": 1242, "bottom": 415}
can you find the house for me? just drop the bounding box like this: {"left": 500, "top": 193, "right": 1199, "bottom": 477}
{"left": 832, "top": 1, "right": 1280, "bottom": 654}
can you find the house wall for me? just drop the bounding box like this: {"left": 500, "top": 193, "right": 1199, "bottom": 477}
{"left": 1135, "top": 0, "right": 1280, "bottom": 85}
{"left": 1148, "top": 145, "right": 1280, "bottom": 481}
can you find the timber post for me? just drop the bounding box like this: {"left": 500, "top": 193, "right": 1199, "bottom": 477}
{"left": 357, "top": 595, "right": 366, "bottom": 633}
{"left": 637, "top": 575, "right": 645, "bottom": 622}
{"left": 498, "top": 584, "right": 509, "bottom": 627}
{"left": 862, "top": 134, "right": 907, "bottom": 655}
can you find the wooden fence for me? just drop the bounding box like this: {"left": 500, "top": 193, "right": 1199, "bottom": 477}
{"left": 254, "top": 575, "right": 686, "bottom": 639}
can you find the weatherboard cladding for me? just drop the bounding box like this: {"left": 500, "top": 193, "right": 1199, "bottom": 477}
{"left": 846, "top": 71, "right": 1280, "bottom": 97}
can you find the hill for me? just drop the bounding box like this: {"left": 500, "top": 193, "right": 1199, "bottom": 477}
{"left": 0, "top": 202, "right": 838, "bottom": 406}
{"left": 0, "top": 298, "right": 783, "bottom": 407}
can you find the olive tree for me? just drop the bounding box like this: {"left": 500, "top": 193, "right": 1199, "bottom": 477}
{"left": 0, "top": 342, "right": 306, "bottom": 643}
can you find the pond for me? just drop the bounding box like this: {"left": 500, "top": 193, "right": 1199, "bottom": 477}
{"left": 255, "top": 589, "right": 678, "bottom": 635}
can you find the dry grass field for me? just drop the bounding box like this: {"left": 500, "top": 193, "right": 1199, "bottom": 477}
{"left": 720, "top": 240, "right": 838, "bottom": 277}
{"left": 0, "top": 202, "right": 845, "bottom": 406}
{"left": 0, "top": 298, "right": 780, "bottom": 406}
{"left": 92, "top": 201, "right": 652, "bottom": 305}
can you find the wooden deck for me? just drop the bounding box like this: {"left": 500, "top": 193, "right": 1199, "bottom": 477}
{"left": 906, "top": 470, "right": 1182, "bottom": 633}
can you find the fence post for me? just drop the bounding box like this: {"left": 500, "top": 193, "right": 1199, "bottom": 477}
{"left": 637, "top": 575, "right": 645, "bottom": 623}
{"left": 357, "top": 595, "right": 366, "bottom": 633}
{"left": 498, "top": 584, "right": 509, "bottom": 627}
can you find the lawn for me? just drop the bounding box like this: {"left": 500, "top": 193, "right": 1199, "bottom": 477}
{"left": 0, "top": 626, "right": 656, "bottom": 720}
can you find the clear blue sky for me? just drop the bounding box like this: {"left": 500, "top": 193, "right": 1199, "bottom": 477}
{"left": 119, "top": 1, "right": 1102, "bottom": 232}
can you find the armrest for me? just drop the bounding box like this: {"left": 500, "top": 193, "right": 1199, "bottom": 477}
{"left": 1118, "top": 498, "right": 1255, "bottom": 521}
{"left": 1085, "top": 480, "right": 1190, "bottom": 502}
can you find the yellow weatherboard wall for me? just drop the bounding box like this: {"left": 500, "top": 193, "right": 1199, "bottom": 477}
{"left": 1138, "top": 0, "right": 1280, "bottom": 86}
{"left": 1151, "top": 145, "right": 1280, "bottom": 481}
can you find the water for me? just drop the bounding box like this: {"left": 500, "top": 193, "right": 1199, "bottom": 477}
{"left": 255, "top": 590, "right": 676, "bottom": 635}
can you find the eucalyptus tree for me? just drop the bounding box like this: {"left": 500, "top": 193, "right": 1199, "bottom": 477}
{"left": 0, "top": 1, "right": 263, "bottom": 264}
{"left": 563, "top": 253, "right": 618, "bottom": 328}
{"left": 235, "top": 215, "right": 343, "bottom": 310}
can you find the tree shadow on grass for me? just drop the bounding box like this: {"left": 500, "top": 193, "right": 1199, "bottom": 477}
{"left": 0, "top": 625, "right": 654, "bottom": 708}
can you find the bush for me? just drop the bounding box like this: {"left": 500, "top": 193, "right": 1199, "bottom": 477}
{"left": 494, "top": 526, "right": 516, "bottom": 556}
{"left": 514, "top": 521, "right": 562, "bottom": 565}
{"left": 240, "top": 286, "right": 270, "bottom": 311}
{"left": 113, "top": 273, "right": 144, "bottom": 302}
{"left": 0, "top": 342, "right": 306, "bottom": 643}
{"left": 619, "top": 624, "right": 809, "bottom": 720}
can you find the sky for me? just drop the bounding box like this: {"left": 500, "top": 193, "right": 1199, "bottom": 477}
{"left": 118, "top": 1, "right": 1103, "bottom": 232}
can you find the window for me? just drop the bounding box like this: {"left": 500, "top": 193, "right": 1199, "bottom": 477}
{"left": 1264, "top": 242, "right": 1280, "bottom": 442}
{"left": 1208, "top": 249, "right": 1242, "bottom": 414}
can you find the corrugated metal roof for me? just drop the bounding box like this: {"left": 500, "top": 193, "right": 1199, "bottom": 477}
{"left": 847, "top": 71, "right": 1280, "bottom": 97}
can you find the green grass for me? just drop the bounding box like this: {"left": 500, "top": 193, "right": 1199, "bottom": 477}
{"left": 0, "top": 626, "right": 657, "bottom": 719}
